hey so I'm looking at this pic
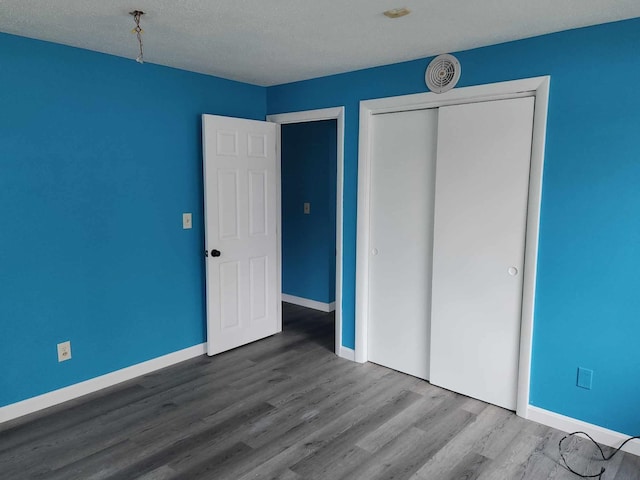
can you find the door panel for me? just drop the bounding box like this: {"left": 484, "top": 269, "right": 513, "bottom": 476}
{"left": 203, "top": 114, "right": 280, "bottom": 355}
{"left": 220, "top": 261, "right": 241, "bottom": 330}
{"left": 250, "top": 256, "right": 268, "bottom": 321}
{"left": 429, "top": 97, "right": 535, "bottom": 410}
{"left": 367, "top": 108, "right": 439, "bottom": 380}
{"left": 249, "top": 170, "right": 268, "bottom": 236}
{"left": 218, "top": 170, "right": 240, "bottom": 239}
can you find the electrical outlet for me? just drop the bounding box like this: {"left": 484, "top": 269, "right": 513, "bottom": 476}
{"left": 182, "top": 213, "right": 192, "bottom": 229}
{"left": 577, "top": 367, "right": 593, "bottom": 390}
{"left": 303, "top": 203, "right": 311, "bottom": 215}
{"left": 57, "top": 341, "right": 72, "bottom": 362}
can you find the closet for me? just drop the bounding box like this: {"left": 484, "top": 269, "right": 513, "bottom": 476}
{"left": 367, "top": 96, "right": 535, "bottom": 410}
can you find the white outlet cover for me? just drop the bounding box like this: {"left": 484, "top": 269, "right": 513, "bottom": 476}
{"left": 183, "top": 213, "right": 192, "bottom": 229}
{"left": 57, "top": 341, "right": 72, "bottom": 362}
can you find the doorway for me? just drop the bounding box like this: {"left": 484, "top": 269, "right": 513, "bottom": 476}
{"left": 267, "top": 107, "right": 346, "bottom": 358}
{"left": 281, "top": 120, "right": 337, "bottom": 312}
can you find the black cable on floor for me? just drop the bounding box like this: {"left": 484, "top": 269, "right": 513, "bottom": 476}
{"left": 558, "top": 431, "right": 640, "bottom": 479}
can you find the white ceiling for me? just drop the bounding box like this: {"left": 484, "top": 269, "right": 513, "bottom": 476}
{"left": 1, "top": 1, "right": 639, "bottom": 86}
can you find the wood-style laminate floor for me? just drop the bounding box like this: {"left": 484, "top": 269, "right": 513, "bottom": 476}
{"left": 1, "top": 303, "right": 638, "bottom": 480}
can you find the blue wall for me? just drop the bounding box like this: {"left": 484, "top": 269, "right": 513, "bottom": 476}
{"left": 267, "top": 18, "right": 640, "bottom": 436}
{"left": 3, "top": 17, "right": 640, "bottom": 438}
{"left": 0, "top": 32, "right": 265, "bottom": 407}
{"left": 281, "top": 120, "right": 337, "bottom": 304}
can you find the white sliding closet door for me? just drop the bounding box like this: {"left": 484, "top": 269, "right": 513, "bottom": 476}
{"left": 367, "top": 108, "right": 438, "bottom": 380}
{"left": 429, "top": 97, "right": 535, "bottom": 410}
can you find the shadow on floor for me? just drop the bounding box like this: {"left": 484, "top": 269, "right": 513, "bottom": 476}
{"left": 282, "top": 302, "right": 335, "bottom": 353}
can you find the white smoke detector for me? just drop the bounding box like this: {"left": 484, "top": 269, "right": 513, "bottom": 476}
{"left": 425, "top": 54, "right": 461, "bottom": 93}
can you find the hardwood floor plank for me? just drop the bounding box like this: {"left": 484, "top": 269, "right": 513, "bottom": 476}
{"left": 2, "top": 303, "right": 638, "bottom": 480}
{"left": 442, "top": 452, "right": 491, "bottom": 480}
{"left": 355, "top": 390, "right": 450, "bottom": 453}
{"left": 475, "top": 430, "right": 546, "bottom": 480}
{"left": 614, "top": 453, "right": 640, "bottom": 480}
{"left": 550, "top": 434, "right": 627, "bottom": 480}
{"left": 169, "top": 441, "right": 254, "bottom": 480}
{"left": 243, "top": 367, "right": 416, "bottom": 452}
{"left": 474, "top": 409, "right": 531, "bottom": 460}
{"left": 344, "top": 404, "right": 478, "bottom": 480}
{"left": 38, "top": 440, "right": 138, "bottom": 480}
{"left": 264, "top": 356, "right": 361, "bottom": 408}
{"left": 461, "top": 396, "right": 490, "bottom": 415}
{"left": 233, "top": 373, "right": 424, "bottom": 480}
{"left": 347, "top": 427, "right": 443, "bottom": 480}
{"left": 409, "top": 404, "right": 509, "bottom": 479}
{"left": 135, "top": 465, "right": 178, "bottom": 480}
{"left": 114, "top": 404, "right": 274, "bottom": 480}
{"left": 288, "top": 389, "right": 423, "bottom": 478}
{"left": 0, "top": 383, "right": 149, "bottom": 450}
{"left": 518, "top": 428, "right": 576, "bottom": 480}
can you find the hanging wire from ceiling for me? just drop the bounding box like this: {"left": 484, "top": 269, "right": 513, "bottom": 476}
{"left": 129, "top": 10, "right": 145, "bottom": 64}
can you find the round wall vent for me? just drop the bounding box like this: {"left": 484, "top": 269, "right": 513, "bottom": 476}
{"left": 425, "top": 54, "right": 461, "bottom": 93}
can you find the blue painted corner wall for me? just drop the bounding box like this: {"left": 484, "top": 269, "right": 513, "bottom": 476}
{"left": 3, "top": 15, "right": 640, "bottom": 440}
{"left": 281, "top": 120, "right": 337, "bottom": 304}
{"left": 267, "top": 18, "right": 640, "bottom": 436}
{"left": 0, "top": 32, "right": 265, "bottom": 407}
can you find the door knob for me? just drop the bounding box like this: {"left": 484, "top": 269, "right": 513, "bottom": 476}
{"left": 211, "top": 249, "right": 221, "bottom": 257}
{"left": 508, "top": 266, "right": 518, "bottom": 276}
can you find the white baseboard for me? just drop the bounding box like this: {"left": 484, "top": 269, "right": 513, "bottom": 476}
{"left": 527, "top": 405, "right": 640, "bottom": 457}
{"left": 338, "top": 346, "right": 355, "bottom": 361}
{"left": 282, "top": 294, "right": 336, "bottom": 312}
{"left": 0, "top": 343, "right": 206, "bottom": 424}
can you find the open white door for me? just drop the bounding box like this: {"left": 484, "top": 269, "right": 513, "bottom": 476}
{"left": 202, "top": 114, "right": 280, "bottom": 356}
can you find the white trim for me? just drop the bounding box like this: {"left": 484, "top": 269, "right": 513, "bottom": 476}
{"left": 527, "top": 406, "right": 640, "bottom": 457}
{"left": 358, "top": 77, "right": 546, "bottom": 114}
{"left": 355, "top": 102, "right": 372, "bottom": 364}
{"left": 0, "top": 343, "right": 206, "bottom": 424}
{"left": 275, "top": 122, "right": 283, "bottom": 333}
{"left": 282, "top": 294, "right": 336, "bottom": 312}
{"left": 267, "top": 107, "right": 345, "bottom": 358}
{"left": 517, "top": 79, "right": 550, "bottom": 418}
{"left": 338, "top": 346, "right": 356, "bottom": 361}
{"left": 355, "top": 77, "right": 551, "bottom": 418}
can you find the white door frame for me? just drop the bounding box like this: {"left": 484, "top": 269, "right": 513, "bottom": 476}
{"left": 267, "top": 107, "right": 346, "bottom": 359}
{"left": 355, "top": 77, "right": 550, "bottom": 418}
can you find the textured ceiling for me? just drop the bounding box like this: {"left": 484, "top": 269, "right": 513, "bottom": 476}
{"left": 1, "top": 1, "right": 639, "bottom": 86}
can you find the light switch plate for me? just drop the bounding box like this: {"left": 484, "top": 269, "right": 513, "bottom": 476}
{"left": 183, "top": 213, "right": 192, "bottom": 229}
{"left": 304, "top": 203, "right": 311, "bottom": 215}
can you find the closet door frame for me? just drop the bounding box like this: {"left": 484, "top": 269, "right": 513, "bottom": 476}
{"left": 355, "top": 76, "right": 550, "bottom": 419}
